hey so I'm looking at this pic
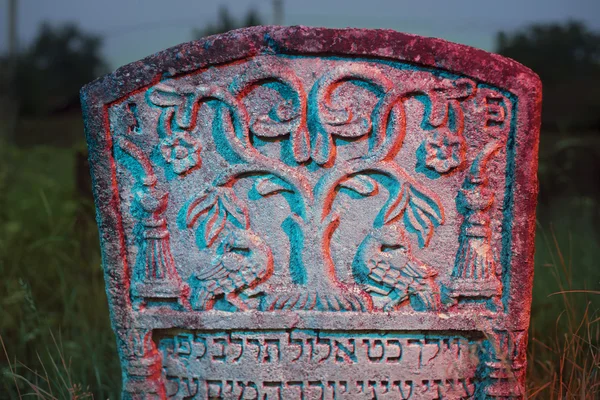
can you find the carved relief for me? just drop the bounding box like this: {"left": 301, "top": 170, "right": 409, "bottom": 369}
{"left": 484, "top": 330, "right": 527, "bottom": 398}
{"left": 113, "top": 107, "right": 188, "bottom": 309}
{"left": 89, "top": 33, "right": 538, "bottom": 398}
{"left": 149, "top": 83, "right": 203, "bottom": 175}
{"left": 122, "top": 328, "right": 165, "bottom": 398}
{"left": 159, "top": 131, "right": 201, "bottom": 175}
{"left": 447, "top": 89, "right": 513, "bottom": 305}
{"left": 423, "top": 78, "right": 475, "bottom": 173}
{"left": 353, "top": 224, "right": 441, "bottom": 311}
{"left": 188, "top": 229, "right": 273, "bottom": 311}
{"left": 310, "top": 65, "right": 393, "bottom": 165}
{"left": 143, "top": 65, "right": 463, "bottom": 312}
{"left": 229, "top": 59, "right": 311, "bottom": 163}
{"left": 159, "top": 329, "right": 480, "bottom": 399}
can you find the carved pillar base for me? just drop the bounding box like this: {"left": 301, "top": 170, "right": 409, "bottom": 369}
{"left": 446, "top": 277, "right": 502, "bottom": 299}
{"left": 123, "top": 330, "right": 167, "bottom": 399}
{"left": 484, "top": 363, "right": 526, "bottom": 399}
{"left": 132, "top": 213, "right": 190, "bottom": 310}
{"left": 123, "top": 359, "right": 165, "bottom": 400}
{"left": 482, "top": 330, "right": 527, "bottom": 399}
{"left": 132, "top": 280, "right": 190, "bottom": 309}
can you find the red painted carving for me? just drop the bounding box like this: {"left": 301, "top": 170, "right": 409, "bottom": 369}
{"left": 81, "top": 27, "right": 541, "bottom": 398}
{"left": 424, "top": 78, "right": 475, "bottom": 174}
{"left": 116, "top": 131, "right": 188, "bottom": 309}
{"left": 448, "top": 89, "right": 513, "bottom": 305}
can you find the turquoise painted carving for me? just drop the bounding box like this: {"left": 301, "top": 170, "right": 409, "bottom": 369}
{"left": 81, "top": 27, "right": 541, "bottom": 398}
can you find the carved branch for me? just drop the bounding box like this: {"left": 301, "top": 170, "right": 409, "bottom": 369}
{"left": 151, "top": 80, "right": 314, "bottom": 209}
{"left": 229, "top": 59, "right": 311, "bottom": 163}
{"left": 196, "top": 85, "right": 314, "bottom": 208}
{"left": 315, "top": 84, "right": 446, "bottom": 241}
{"left": 311, "top": 65, "right": 393, "bottom": 165}
{"left": 321, "top": 159, "right": 445, "bottom": 247}
{"left": 116, "top": 136, "right": 157, "bottom": 187}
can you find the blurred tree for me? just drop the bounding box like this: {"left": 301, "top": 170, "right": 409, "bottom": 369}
{"left": 14, "top": 22, "right": 107, "bottom": 116}
{"left": 496, "top": 21, "right": 600, "bottom": 131}
{"left": 497, "top": 21, "right": 600, "bottom": 85}
{"left": 499, "top": 22, "right": 600, "bottom": 206}
{"left": 193, "top": 6, "right": 262, "bottom": 39}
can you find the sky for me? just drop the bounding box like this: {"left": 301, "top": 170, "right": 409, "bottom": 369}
{"left": 1, "top": 0, "right": 599, "bottom": 69}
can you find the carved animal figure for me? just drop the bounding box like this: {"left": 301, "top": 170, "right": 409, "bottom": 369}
{"left": 190, "top": 230, "right": 273, "bottom": 311}
{"left": 354, "top": 224, "right": 441, "bottom": 311}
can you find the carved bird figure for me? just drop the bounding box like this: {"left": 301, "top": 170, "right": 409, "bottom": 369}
{"left": 354, "top": 224, "right": 440, "bottom": 311}
{"left": 190, "top": 229, "right": 273, "bottom": 311}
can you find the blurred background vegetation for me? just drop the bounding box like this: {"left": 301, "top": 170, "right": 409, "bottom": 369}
{"left": 0, "top": 1, "right": 598, "bottom": 399}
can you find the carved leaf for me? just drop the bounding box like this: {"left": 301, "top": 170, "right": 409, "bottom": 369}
{"left": 219, "top": 188, "right": 250, "bottom": 229}
{"left": 404, "top": 203, "right": 435, "bottom": 248}
{"left": 186, "top": 189, "right": 218, "bottom": 227}
{"left": 340, "top": 175, "right": 379, "bottom": 196}
{"left": 408, "top": 187, "right": 444, "bottom": 225}
{"left": 383, "top": 184, "right": 410, "bottom": 224}
{"left": 255, "top": 176, "right": 291, "bottom": 197}
{"left": 148, "top": 83, "right": 182, "bottom": 106}
{"left": 403, "top": 187, "right": 444, "bottom": 248}
{"left": 383, "top": 184, "right": 443, "bottom": 248}
{"left": 205, "top": 201, "right": 226, "bottom": 247}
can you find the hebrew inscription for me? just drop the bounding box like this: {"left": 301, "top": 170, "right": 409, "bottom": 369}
{"left": 82, "top": 27, "right": 541, "bottom": 399}
{"left": 159, "top": 330, "right": 480, "bottom": 399}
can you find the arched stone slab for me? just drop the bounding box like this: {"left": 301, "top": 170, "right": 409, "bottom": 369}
{"left": 81, "top": 26, "right": 541, "bottom": 399}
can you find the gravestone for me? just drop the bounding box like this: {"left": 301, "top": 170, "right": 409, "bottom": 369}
{"left": 81, "top": 26, "right": 541, "bottom": 399}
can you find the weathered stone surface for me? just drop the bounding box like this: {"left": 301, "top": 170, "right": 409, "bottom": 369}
{"left": 81, "top": 26, "right": 541, "bottom": 399}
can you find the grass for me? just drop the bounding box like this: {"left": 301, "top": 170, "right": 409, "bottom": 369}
{"left": 526, "top": 223, "right": 599, "bottom": 398}
{"left": 0, "top": 138, "right": 598, "bottom": 399}
{"left": 0, "top": 143, "right": 120, "bottom": 399}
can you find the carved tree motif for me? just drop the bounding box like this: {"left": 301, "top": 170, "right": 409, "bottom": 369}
{"left": 81, "top": 26, "right": 543, "bottom": 400}
{"left": 146, "top": 64, "right": 478, "bottom": 312}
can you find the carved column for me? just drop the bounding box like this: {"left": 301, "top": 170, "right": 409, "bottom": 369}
{"left": 122, "top": 328, "right": 166, "bottom": 399}
{"left": 131, "top": 185, "right": 189, "bottom": 308}
{"left": 483, "top": 330, "right": 527, "bottom": 398}
{"left": 116, "top": 133, "right": 189, "bottom": 309}
{"left": 447, "top": 91, "right": 512, "bottom": 307}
